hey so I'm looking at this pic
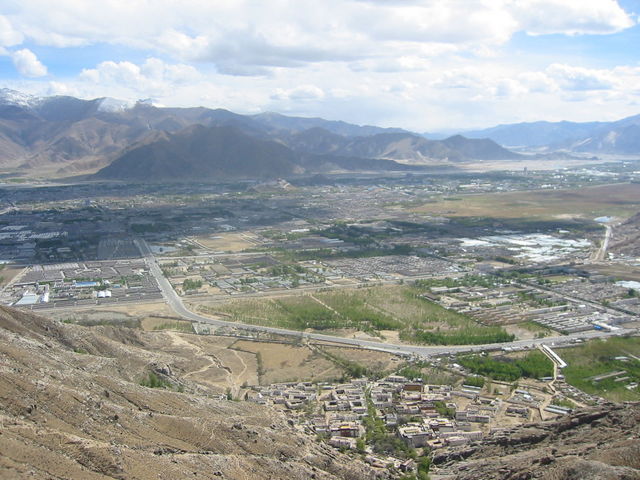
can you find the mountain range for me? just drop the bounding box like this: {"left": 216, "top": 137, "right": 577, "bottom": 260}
{"left": 0, "top": 88, "right": 637, "bottom": 182}
{"left": 462, "top": 114, "right": 640, "bottom": 153}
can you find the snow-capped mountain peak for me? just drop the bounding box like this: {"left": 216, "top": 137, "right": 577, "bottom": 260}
{"left": 0, "top": 88, "right": 40, "bottom": 108}
{"left": 97, "top": 97, "right": 135, "bottom": 112}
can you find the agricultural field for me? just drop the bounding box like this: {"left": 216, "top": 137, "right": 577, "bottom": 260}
{"left": 410, "top": 183, "right": 640, "bottom": 221}
{"left": 584, "top": 263, "right": 640, "bottom": 283}
{"left": 559, "top": 336, "right": 640, "bottom": 402}
{"left": 319, "top": 345, "right": 400, "bottom": 377}
{"left": 231, "top": 340, "right": 340, "bottom": 384}
{"left": 192, "top": 232, "right": 259, "bottom": 252}
{"left": 0, "top": 265, "right": 25, "bottom": 287}
{"left": 200, "top": 285, "right": 515, "bottom": 345}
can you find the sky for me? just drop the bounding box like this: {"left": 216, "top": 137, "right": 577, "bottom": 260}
{"left": 0, "top": 0, "right": 639, "bottom": 132}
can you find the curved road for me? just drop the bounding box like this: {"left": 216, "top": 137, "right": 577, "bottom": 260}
{"left": 136, "top": 239, "right": 636, "bottom": 358}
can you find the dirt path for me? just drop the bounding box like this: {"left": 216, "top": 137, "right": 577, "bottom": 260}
{"left": 184, "top": 357, "right": 218, "bottom": 379}
{"left": 363, "top": 300, "right": 396, "bottom": 318}
{"left": 167, "top": 331, "right": 232, "bottom": 380}
{"left": 314, "top": 364, "right": 338, "bottom": 379}
{"left": 231, "top": 349, "right": 248, "bottom": 381}
{"left": 309, "top": 294, "right": 342, "bottom": 317}
{"left": 591, "top": 224, "right": 612, "bottom": 262}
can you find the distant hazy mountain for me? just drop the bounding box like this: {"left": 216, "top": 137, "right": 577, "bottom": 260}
{"left": 283, "top": 128, "right": 522, "bottom": 163}
{"left": 560, "top": 114, "right": 640, "bottom": 154}
{"left": 251, "top": 112, "right": 408, "bottom": 137}
{"left": 462, "top": 120, "right": 606, "bottom": 147}
{"left": 462, "top": 113, "right": 640, "bottom": 153}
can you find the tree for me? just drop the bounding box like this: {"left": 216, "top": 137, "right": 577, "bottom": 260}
{"left": 417, "top": 454, "right": 431, "bottom": 480}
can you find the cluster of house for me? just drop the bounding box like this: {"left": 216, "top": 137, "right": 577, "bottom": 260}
{"left": 247, "top": 381, "right": 318, "bottom": 410}
{"left": 247, "top": 375, "right": 508, "bottom": 456}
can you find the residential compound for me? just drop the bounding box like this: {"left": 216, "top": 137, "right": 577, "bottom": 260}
{"left": 246, "top": 372, "right": 571, "bottom": 470}
{"left": 425, "top": 274, "right": 637, "bottom": 334}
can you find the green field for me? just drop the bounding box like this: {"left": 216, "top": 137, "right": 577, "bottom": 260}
{"left": 201, "top": 285, "right": 514, "bottom": 345}
{"left": 560, "top": 336, "right": 640, "bottom": 402}
{"left": 458, "top": 351, "right": 554, "bottom": 381}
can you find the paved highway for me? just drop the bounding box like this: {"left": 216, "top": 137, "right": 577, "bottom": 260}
{"left": 135, "top": 239, "right": 636, "bottom": 358}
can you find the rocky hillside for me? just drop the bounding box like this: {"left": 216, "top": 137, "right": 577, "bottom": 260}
{"left": 0, "top": 306, "right": 380, "bottom": 479}
{"left": 609, "top": 211, "right": 640, "bottom": 258}
{"left": 433, "top": 403, "right": 640, "bottom": 479}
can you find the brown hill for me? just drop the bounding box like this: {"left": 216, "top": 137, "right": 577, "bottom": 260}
{"left": 609, "top": 211, "right": 640, "bottom": 258}
{"left": 0, "top": 306, "right": 380, "bottom": 479}
{"left": 433, "top": 402, "right": 640, "bottom": 479}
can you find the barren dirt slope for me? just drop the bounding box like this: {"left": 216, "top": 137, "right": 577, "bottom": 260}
{"left": 434, "top": 402, "right": 640, "bottom": 480}
{"left": 610, "top": 211, "right": 640, "bottom": 258}
{"left": 0, "top": 306, "right": 380, "bottom": 480}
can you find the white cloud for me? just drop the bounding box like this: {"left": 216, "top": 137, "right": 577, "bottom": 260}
{"left": 271, "top": 84, "right": 325, "bottom": 101}
{"left": 517, "top": 72, "right": 558, "bottom": 93}
{"left": 1, "top": 0, "right": 636, "bottom": 77}
{"left": 80, "top": 58, "right": 200, "bottom": 95}
{"left": 0, "top": 14, "right": 23, "bottom": 46}
{"left": 46, "top": 80, "right": 79, "bottom": 96}
{"left": 513, "top": 0, "right": 635, "bottom": 35}
{"left": 431, "top": 68, "right": 487, "bottom": 90}
{"left": 353, "top": 2, "right": 518, "bottom": 44}
{"left": 490, "top": 78, "right": 528, "bottom": 98}
{"left": 11, "top": 48, "right": 47, "bottom": 77}
{"left": 546, "top": 63, "right": 616, "bottom": 91}
{"left": 7, "top": 56, "right": 640, "bottom": 132}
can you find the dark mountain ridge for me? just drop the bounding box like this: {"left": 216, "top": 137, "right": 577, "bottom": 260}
{"left": 95, "top": 124, "right": 301, "bottom": 181}
{"left": 94, "top": 124, "right": 432, "bottom": 182}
